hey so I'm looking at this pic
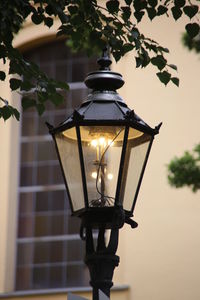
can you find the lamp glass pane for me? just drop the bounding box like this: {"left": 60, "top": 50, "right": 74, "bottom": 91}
{"left": 55, "top": 128, "right": 85, "bottom": 212}
{"left": 80, "top": 126, "right": 125, "bottom": 208}
{"left": 120, "top": 128, "right": 151, "bottom": 212}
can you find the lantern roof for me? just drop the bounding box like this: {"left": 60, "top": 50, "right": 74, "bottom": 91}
{"left": 49, "top": 48, "right": 162, "bottom": 136}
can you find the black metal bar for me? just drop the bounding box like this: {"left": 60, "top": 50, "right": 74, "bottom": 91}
{"left": 76, "top": 126, "right": 89, "bottom": 209}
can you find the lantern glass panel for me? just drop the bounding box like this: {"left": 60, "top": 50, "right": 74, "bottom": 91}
{"left": 55, "top": 128, "right": 85, "bottom": 212}
{"left": 120, "top": 128, "right": 151, "bottom": 212}
{"left": 80, "top": 126, "right": 125, "bottom": 208}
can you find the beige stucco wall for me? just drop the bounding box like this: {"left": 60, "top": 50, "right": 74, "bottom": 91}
{"left": 0, "top": 7, "right": 200, "bottom": 300}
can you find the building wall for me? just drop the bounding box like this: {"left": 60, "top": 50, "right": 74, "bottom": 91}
{"left": 0, "top": 8, "right": 200, "bottom": 300}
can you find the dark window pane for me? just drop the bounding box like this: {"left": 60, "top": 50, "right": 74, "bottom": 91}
{"left": 66, "top": 265, "right": 88, "bottom": 287}
{"left": 16, "top": 266, "right": 32, "bottom": 290}
{"left": 34, "top": 242, "right": 49, "bottom": 264}
{"left": 17, "top": 243, "right": 33, "bottom": 265}
{"left": 66, "top": 240, "right": 84, "bottom": 261}
{"left": 49, "top": 241, "right": 63, "bottom": 263}
{"left": 19, "top": 193, "right": 33, "bottom": 214}
{"left": 35, "top": 191, "right": 50, "bottom": 212}
{"left": 36, "top": 165, "right": 50, "bottom": 185}
{"left": 51, "top": 191, "right": 65, "bottom": 210}
{"left": 18, "top": 216, "right": 34, "bottom": 238}
{"left": 49, "top": 215, "right": 65, "bottom": 235}
{"left": 67, "top": 216, "right": 81, "bottom": 234}
{"left": 20, "top": 166, "right": 34, "bottom": 186}
{"left": 22, "top": 115, "right": 36, "bottom": 136}
{"left": 33, "top": 267, "right": 48, "bottom": 289}
{"left": 51, "top": 165, "right": 64, "bottom": 184}
{"left": 49, "top": 266, "right": 63, "bottom": 287}
{"left": 21, "top": 143, "right": 35, "bottom": 163}
{"left": 34, "top": 215, "right": 50, "bottom": 237}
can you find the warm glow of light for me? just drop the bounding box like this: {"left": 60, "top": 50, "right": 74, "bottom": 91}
{"left": 91, "top": 137, "right": 114, "bottom": 148}
{"left": 107, "top": 173, "right": 113, "bottom": 180}
{"left": 99, "top": 137, "right": 106, "bottom": 146}
{"left": 91, "top": 139, "right": 98, "bottom": 147}
{"left": 91, "top": 172, "right": 97, "bottom": 179}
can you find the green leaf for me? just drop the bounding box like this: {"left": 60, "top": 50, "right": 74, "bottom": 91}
{"left": 0, "top": 105, "right": 19, "bottom": 121}
{"left": 22, "top": 97, "right": 36, "bottom": 110}
{"left": 20, "top": 80, "right": 33, "bottom": 91}
{"left": 9, "top": 60, "right": 22, "bottom": 75}
{"left": 185, "top": 23, "right": 200, "bottom": 38}
{"left": 146, "top": 7, "right": 157, "bottom": 20}
{"left": 171, "top": 6, "right": 182, "bottom": 20}
{"left": 156, "top": 71, "right": 171, "bottom": 85}
{"left": 56, "top": 81, "right": 69, "bottom": 90}
{"left": 0, "top": 71, "right": 6, "bottom": 81}
{"left": 121, "top": 6, "right": 131, "bottom": 21}
{"left": 171, "top": 77, "right": 179, "bottom": 87}
{"left": 151, "top": 55, "right": 167, "bottom": 70}
{"left": 174, "top": 0, "right": 186, "bottom": 7}
{"left": 158, "top": 46, "right": 170, "bottom": 53}
{"left": 36, "top": 103, "right": 45, "bottom": 115}
{"left": 31, "top": 13, "right": 44, "bottom": 24}
{"left": 125, "top": 0, "right": 132, "bottom": 5}
{"left": 148, "top": 0, "right": 158, "bottom": 7}
{"left": 0, "top": 106, "right": 11, "bottom": 120}
{"left": 10, "top": 78, "right": 21, "bottom": 90}
{"left": 168, "top": 64, "right": 178, "bottom": 71}
{"left": 135, "top": 56, "right": 142, "bottom": 68}
{"left": 44, "top": 17, "right": 53, "bottom": 27}
{"left": 106, "top": 0, "right": 120, "bottom": 13}
{"left": 157, "top": 5, "right": 168, "bottom": 15}
{"left": 123, "top": 43, "right": 134, "bottom": 54}
{"left": 12, "top": 108, "right": 20, "bottom": 120}
{"left": 183, "top": 5, "right": 199, "bottom": 19}
{"left": 49, "top": 93, "right": 64, "bottom": 106}
{"left": 134, "top": 10, "right": 145, "bottom": 22}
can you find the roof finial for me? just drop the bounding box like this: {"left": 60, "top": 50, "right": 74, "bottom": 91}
{"left": 97, "top": 46, "right": 112, "bottom": 70}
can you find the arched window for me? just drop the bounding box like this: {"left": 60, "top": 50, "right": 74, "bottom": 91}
{"left": 16, "top": 40, "right": 97, "bottom": 290}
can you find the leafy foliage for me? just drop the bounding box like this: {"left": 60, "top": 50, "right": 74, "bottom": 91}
{"left": 0, "top": 0, "right": 199, "bottom": 120}
{"left": 168, "top": 144, "right": 200, "bottom": 192}
{"left": 182, "top": 32, "right": 200, "bottom": 53}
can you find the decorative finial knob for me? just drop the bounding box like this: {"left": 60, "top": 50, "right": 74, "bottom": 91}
{"left": 97, "top": 47, "right": 112, "bottom": 70}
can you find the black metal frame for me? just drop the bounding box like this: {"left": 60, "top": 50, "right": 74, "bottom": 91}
{"left": 47, "top": 49, "right": 162, "bottom": 299}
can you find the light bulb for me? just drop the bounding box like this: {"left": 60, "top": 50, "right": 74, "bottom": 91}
{"left": 99, "top": 137, "right": 106, "bottom": 146}
{"left": 107, "top": 173, "right": 113, "bottom": 180}
{"left": 91, "top": 139, "right": 98, "bottom": 147}
{"left": 91, "top": 172, "right": 97, "bottom": 179}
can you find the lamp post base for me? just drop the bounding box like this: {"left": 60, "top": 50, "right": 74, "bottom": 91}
{"left": 85, "top": 253, "right": 119, "bottom": 299}
{"left": 84, "top": 227, "right": 120, "bottom": 300}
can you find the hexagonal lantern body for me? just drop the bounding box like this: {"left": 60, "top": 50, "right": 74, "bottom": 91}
{"left": 48, "top": 53, "right": 160, "bottom": 229}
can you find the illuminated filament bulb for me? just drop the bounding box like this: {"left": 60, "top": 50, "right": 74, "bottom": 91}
{"left": 107, "top": 173, "right": 113, "bottom": 180}
{"left": 91, "top": 140, "right": 98, "bottom": 147}
{"left": 91, "top": 172, "right": 97, "bottom": 179}
{"left": 91, "top": 137, "right": 114, "bottom": 148}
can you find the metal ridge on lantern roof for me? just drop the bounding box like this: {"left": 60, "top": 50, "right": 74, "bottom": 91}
{"left": 84, "top": 48, "right": 125, "bottom": 91}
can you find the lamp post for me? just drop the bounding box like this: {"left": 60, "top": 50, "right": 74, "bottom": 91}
{"left": 47, "top": 49, "right": 161, "bottom": 300}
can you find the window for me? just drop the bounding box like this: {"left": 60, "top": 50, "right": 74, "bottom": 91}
{"left": 16, "top": 40, "right": 97, "bottom": 290}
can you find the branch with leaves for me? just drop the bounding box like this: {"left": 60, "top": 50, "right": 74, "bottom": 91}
{"left": 0, "top": 0, "right": 199, "bottom": 121}
{"left": 168, "top": 144, "right": 200, "bottom": 192}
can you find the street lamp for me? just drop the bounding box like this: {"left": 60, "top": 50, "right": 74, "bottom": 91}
{"left": 47, "top": 49, "right": 161, "bottom": 300}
